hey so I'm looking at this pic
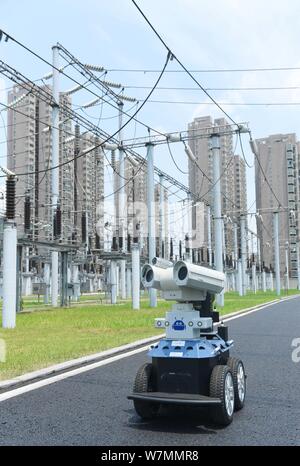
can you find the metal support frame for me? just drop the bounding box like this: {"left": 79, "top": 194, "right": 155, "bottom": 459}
{"left": 147, "top": 143, "right": 157, "bottom": 307}
{"left": 273, "top": 212, "right": 281, "bottom": 296}
{"left": 211, "top": 134, "right": 224, "bottom": 306}
{"left": 51, "top": 45, "right": 60, "bottom": 307}
{"left": 60, "top": 251, "right": 69, "bottom": 306}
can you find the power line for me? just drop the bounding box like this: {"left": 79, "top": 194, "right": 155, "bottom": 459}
{"left": 130, "top": 0, "right": 238, "bottom": 127}
{"left": 121, "top": 85, "right": 300, "bottom": 92}
{"left": 251, "top": 137, "right": 283, "bottom": 208}
{"left": 167, "top": 140, "right": 188, "bottom": 175}
{"left": 238, "top": 132, "right": 253, "bottom": 169}
{"left": 137, "top": 99, "right": 300, "bottom": 106}
{"left": 107, "top": 66, "right": 300, "bottom": 74}
{"left": 0, "top": 51, "right": 171, "bottom": 179}
{"left": 0, "top": 29, "right": 167, "bottom": 139}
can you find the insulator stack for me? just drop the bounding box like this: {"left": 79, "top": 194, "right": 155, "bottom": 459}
{"left": 6, "top": 177, "right": 16, "bottom": 220}
{"left": 179, "top": 240, "right": 182, "bottom": 259}
{"left": 111, "top": 150, "right": 116, "bottom": 170}
{"left": 112, "top": 237, "right": 118, "bottom": 251}
{"left": 127, "top": 234, "right": 131, "bottom": 252}
{"left": 170, "top": 238, "right": 174, "bottom": 260}
{"left": 95, "top": 233, "right": 100, "bottom": 249}
{"left": 53, "top": 206, "right": 62, "bottom": 238}
{"left": 24, "top": 196, "right": 31, "bottom": 231}
{"left": 81, "top": 212, "right": 87, "bottom": 243}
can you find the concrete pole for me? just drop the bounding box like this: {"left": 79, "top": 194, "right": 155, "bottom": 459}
{"left": 273, "top": 212, "right": 281, "bottom": 296}
{"left": 252, "top": 263, "right": 257, "bottom": 294}
{"left": 2, "top": 221, "right": 17, "bottom": 328}
{"left": 270, "top": 272, "right": 274, "bottom": 291}
{"left": 132, "top": 244, "right": 140, "bottom": 310}
{"left": 184, "top": 193, "right": 192, "bottom": 262}
{"left": 116, "top": 264, "right": 120, "bottom": 298}
{"left": 297, "top": 241, "right": 300, "bottom": 290}
{"left": 240, "top": 215, "right": 247, "bottom": 296}
{"left": 146, "top": 143, "right": 157, "bottom": 307}
{"left": 211, "top": 134, "right": 224, "bottom": 307}
{"left": 51, "top": 45, "right": 60, "bottom": 307}
{"left": 233, "top": 222, "right": 239, "bottom": 292}
{"left": 23, "top": 246, "right": 31, "bottom": 296}
{"left": 285, "top": 242, "right": 290, "bottom": 291}
{"left": 262, "top": 270, "right": 266, "bottom": 292}
{"left": 44, "top": 262, "right": 51, "bottom": 304}
{"left": 257, "top": 237, "right": 261, "bottom": 272}
{"left": 159, "top": 174, "right": 165, "bottom": 258}
{"left": 110, "top": 261, "right": 117, "bottom": 304}
{"left": 207, "top": 205, "right": 212, "bottom": 267}
{"left": 126, "top": 267, "right": 132, "bottom": 299}
{"left": 237, "top": 259, "right": 243, "bottom": 296}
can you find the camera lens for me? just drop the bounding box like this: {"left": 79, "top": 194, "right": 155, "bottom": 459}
{"left": 178, "top": 265, "right": 188, "bottom": 280}
{"left": 145, "top": 268, "right": 154, "bottom": 282}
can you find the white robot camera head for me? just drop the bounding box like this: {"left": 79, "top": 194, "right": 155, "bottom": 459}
{"left": 141, "top": 260, "right": 224, "bottom": 302}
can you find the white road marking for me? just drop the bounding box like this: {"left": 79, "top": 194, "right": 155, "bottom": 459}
{"left": 0, "top": 344, "right": 151, "bottom": 403}
{"left": 0, "top": 295, "right": 298, "bottom": 403}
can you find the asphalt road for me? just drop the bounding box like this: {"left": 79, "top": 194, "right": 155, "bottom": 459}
{"left": 0, "top": 297, "right": 300, "bottom": 446}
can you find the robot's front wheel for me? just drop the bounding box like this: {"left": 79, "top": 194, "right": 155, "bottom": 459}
{"left": 227, "top": 357, "right": 246, "bottom": 410}
{"left": 133, "top": 363, "right": 160, "bottom": 420}
{"left": 209, "top": 365, "right": 235, "bottom": 426}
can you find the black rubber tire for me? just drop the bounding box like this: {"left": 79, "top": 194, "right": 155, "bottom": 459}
{"left": 133, "top": 363, "right": 159, "bottom": 420}
{"left": 227, "top": 357, "right": 246, "bottom": 411}
{"left": 209, "top": 365, "right": 234, "bottom": 426}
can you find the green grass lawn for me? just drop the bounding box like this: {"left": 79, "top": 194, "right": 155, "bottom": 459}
{"left": 0, "top": 290, "right": 299, "bottom": 381}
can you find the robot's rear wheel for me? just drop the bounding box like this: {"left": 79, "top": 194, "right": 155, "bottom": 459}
{"left": 209, "top": 365, "right": 235, "bottom": 425}
{"left": 227, "top": 357, "right": 246, "bottom": 410}
{"left": 133, "top": 363, "right": 160, "bottom": 420}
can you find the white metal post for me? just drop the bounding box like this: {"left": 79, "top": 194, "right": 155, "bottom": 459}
{"left": 71, "top": 264, "right": 80, "bottom": 301}
{"left": 270, "top": 272, "right": 274, "bottom": 291}
{"left": 118, "top": 101, "right": 127, "bottom": 300}
{"left": 132, "top": 244, "right": 140, "bottom": 310}
{"left": 23, "top": 246, "right": 31, "bottom": 296}
{"left": 207, "top": 205, "right": 212, "bottom": 266}
{"left": 110, "top": 260, "right": 117, "bottom": 304}
{"left": 237, "top": 259, "right": 243, "bottom": 296}
{"left": 212, "top": 134, "right": 224, "bottom": 306}
{"left": 233, "top": 222, "right": 239, "bottom": 292}
{"left": 126, "top": 267, "right": 132, "bottom": 299}
{"left": 159, "top": 174, "right": 165, "bottom": 258}
{"left": 252, "top": 263, "right": 257, "bottom": 294}
{"left": 44, "top": 262, "right": 50, "bottom": 304}
{"left": 147, "top": 143, "right": 157, "bottom": 307}
{"left": 2, "top": 221, "right": 17, "bottom": 328}
{"left": 185, "top": 192, "right": 192, "bottom": 262}
{"left": 240, "top": 215, "right": 247, "bottom": 296}
{"left": 273, "top": 212, "right": 281, "bottom": 296}
{"left": 285, "top": 241, "right": 290, "bottom": 291}
{"left": 262, "top": 270, "right": 266, "bottom": 292}
{"left": 51, "top": 45, "right": 60, "bottom": 307}
{"left": 297, "top": 241, "right": 300, "bottom": 290}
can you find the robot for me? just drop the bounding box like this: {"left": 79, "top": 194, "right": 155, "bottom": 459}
{"left": 128, "top": 259, "right": 246, "bottom": 425}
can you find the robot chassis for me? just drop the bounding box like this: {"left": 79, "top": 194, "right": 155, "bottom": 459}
{"left": 128, "top": 258, "right": 246, "bottom": 426}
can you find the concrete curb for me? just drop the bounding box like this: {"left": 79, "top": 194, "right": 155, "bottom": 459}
{"left": 0, "top": 294, "right": 299, "bottom": 390}
{"left": 0, "top": 334, "right": 162, "bottom": 390}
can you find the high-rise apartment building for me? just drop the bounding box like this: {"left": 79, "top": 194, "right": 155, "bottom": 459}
{"left": 255, "top": 133, "right": 300, "bottom": 278}
{"left": 6, "top": 85, "right": 104, "bottom": 248}
{"left": 113, "top": 158, "right": 169, "bottom": 256}
{"left": 76, "top": 131, "right": 104, "bottom": 249}
{"left": 188, "top": 116, "right": 247, "bottom": 260}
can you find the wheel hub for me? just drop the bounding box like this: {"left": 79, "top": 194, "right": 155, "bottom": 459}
{"left": 225, "top": 372, "right": 234, "bottom": 416}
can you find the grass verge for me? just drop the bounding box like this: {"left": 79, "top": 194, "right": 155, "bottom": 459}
{"left": 0, "top": 290, "right": 298, "bottom": 381}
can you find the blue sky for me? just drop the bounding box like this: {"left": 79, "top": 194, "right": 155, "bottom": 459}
{"left": 2, "top": 0, "right": 300, "bottom": 220}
